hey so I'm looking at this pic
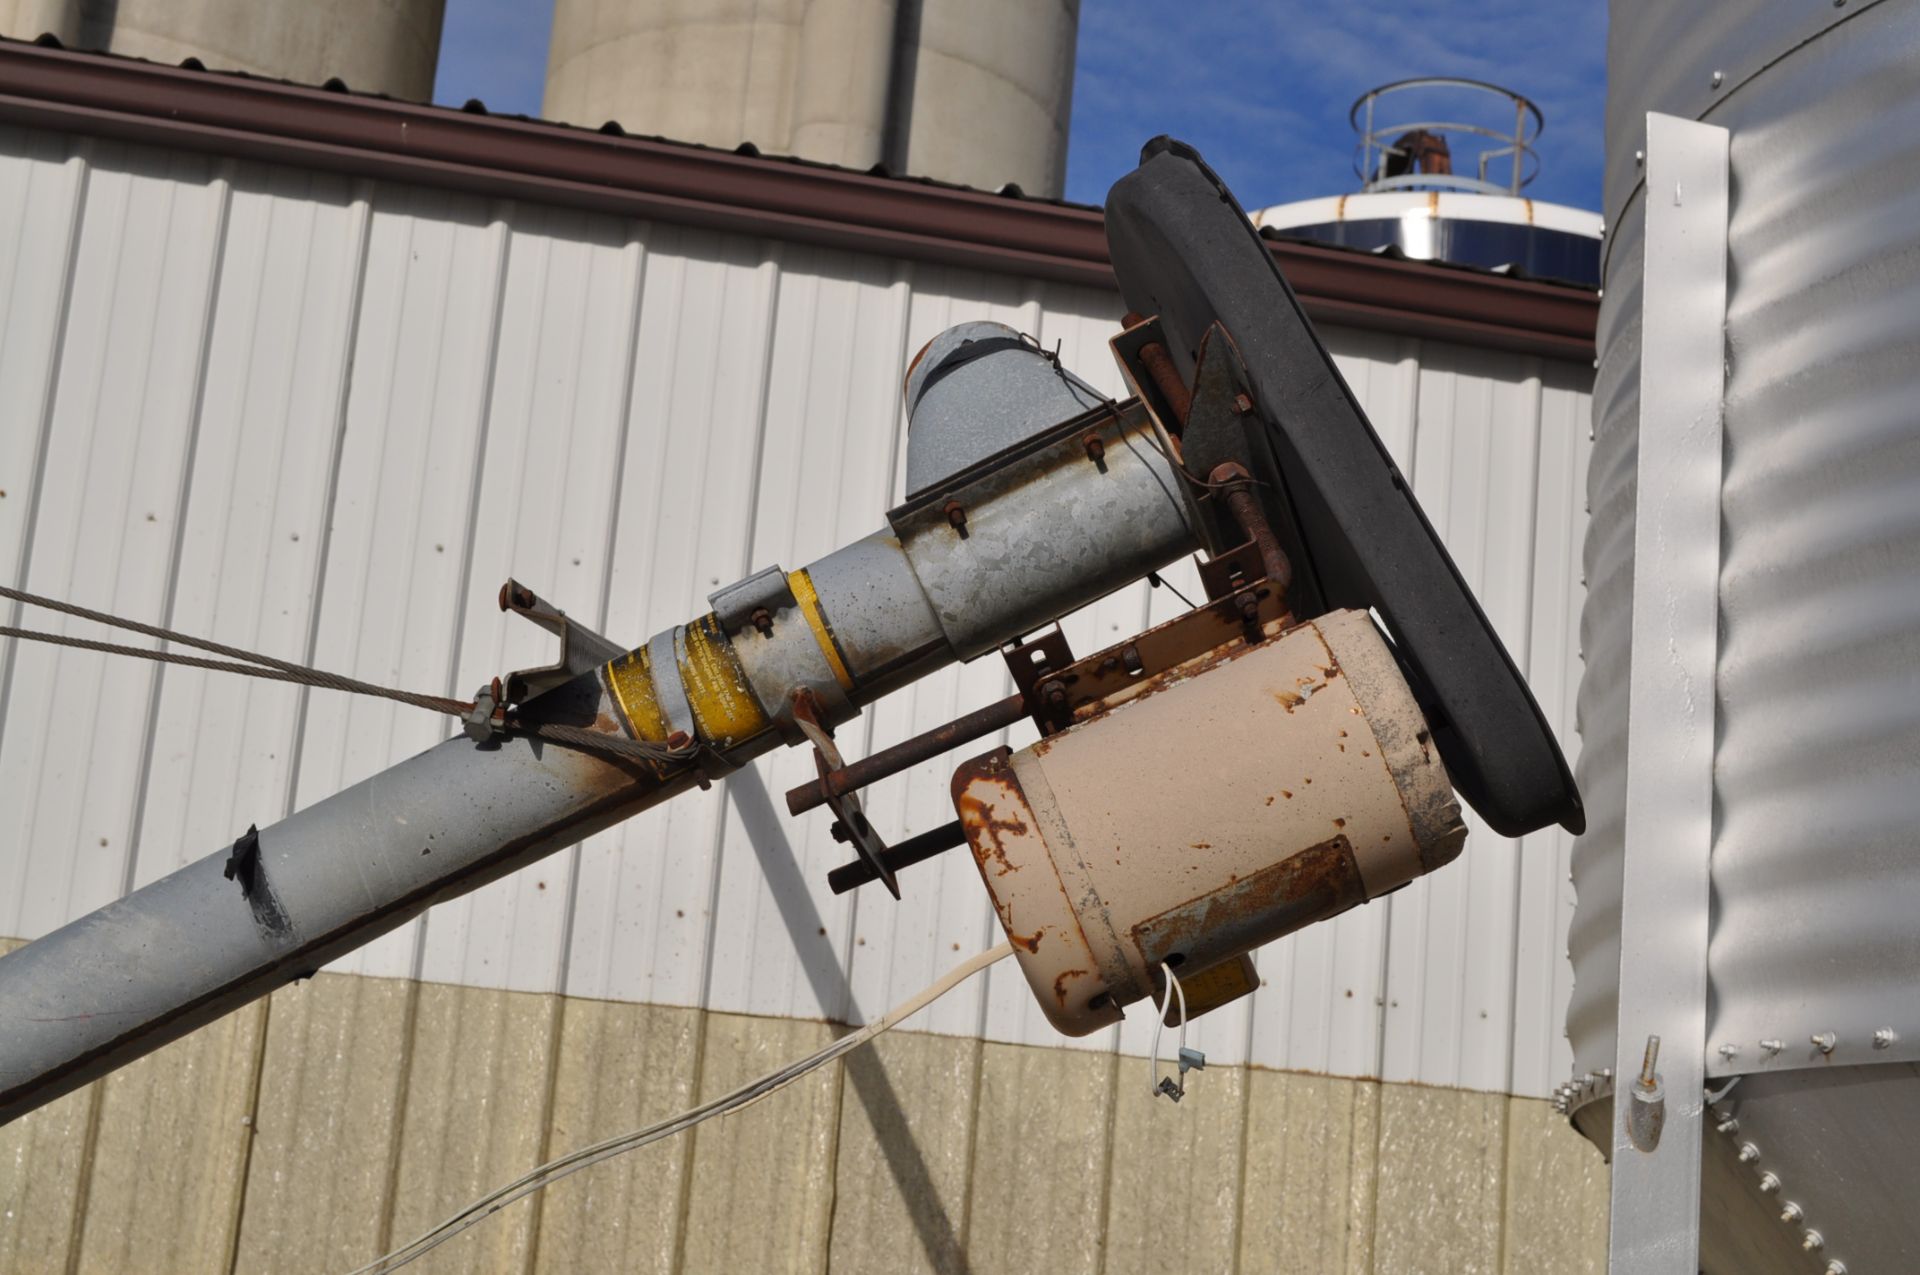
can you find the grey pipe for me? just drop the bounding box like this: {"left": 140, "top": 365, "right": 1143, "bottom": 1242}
{"left": 0, "top": 376, "right": 1196, "bottom": 1126}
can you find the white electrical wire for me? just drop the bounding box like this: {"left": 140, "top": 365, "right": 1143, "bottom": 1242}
{"left": 1147, "top": 961, "right": 1190, "bottom": 1099}
{"left": 348, "top": 942, "right": 1013, "bottom": 1275}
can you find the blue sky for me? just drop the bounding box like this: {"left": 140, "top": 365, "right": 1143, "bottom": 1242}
{"left": 434, "top": 1, "right": 1606, "bottom": 212}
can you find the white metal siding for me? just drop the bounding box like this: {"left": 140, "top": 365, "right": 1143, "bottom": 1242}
{"left": 0, "top": 124, "right": 1592, "bottom": 1098}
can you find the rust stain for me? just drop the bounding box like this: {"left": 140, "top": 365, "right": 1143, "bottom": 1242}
{"left": 1281, "top": 789, "right": 1293, "bottom": 799}
{"left": 1131, "top": 836, "right": 1365, "bottom": 973}
{"left": 1332, "top": 818, "right": 1346, "bottom": 829}
{"left": 1272, "top": 688, "right": 1304, "bottom": 712}
{"left": 1052, "top": 967, "right": 1088, "bottom": 1008}
{"left": 1265, "top": 795, "right": 1276, "bottom": 806}
{"left": 1190, "top": 841, "right": 1212, "bottom": 850}
{"left": 955, "top": 771, "right": 1030, "bottom": 877}
{"left": 1009, "top": 928, "right": 1044, "bottom": 954}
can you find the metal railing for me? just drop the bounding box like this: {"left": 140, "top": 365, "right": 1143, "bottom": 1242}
{"left": 1351, "top": 78, "right": 1543, "bottom": 196}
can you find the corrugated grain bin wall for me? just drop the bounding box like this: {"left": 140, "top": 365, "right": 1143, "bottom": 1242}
{"left": 1571, "top": 1, "right": 1920, "bottom": 1267}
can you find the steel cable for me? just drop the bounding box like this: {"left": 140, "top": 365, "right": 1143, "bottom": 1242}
{"left": 0, "top": 586, "right": 697, "bottom": 765}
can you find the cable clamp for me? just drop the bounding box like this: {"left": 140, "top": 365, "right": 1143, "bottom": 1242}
{"left": 1149, "top": 962, "right": 1204, "bottom": 1102}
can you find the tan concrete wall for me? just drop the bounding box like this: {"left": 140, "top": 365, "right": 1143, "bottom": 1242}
{"left": 541, "top": 0, "right": 1077, "bottom": 196}
{"left": 0, "top": 0, "right": 446, "bottom": 100}
{"left": 0, "top": 943, "right": 1607, "bottom": 1273}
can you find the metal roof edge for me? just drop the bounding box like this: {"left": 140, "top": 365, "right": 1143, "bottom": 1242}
{"left": 0, "top": 39, "right": 1596, "bottom": 363}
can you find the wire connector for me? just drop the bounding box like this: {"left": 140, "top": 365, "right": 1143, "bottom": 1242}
{"left": 1149, "top": 962, "right": 1204, "bottom": 1102}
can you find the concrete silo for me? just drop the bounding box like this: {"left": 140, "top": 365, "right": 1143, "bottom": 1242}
{"left": 0, "top": 0, "right": 445, "bottom": 100}
{"left": 542, "top": 0, "right": 1079, "bottom": 197}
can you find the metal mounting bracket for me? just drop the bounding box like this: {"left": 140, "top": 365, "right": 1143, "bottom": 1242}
{"left": 1607, "top": 111, "right": 1728, "bottom": 1275}
{"left": 708, "top": 565, "right": 795, "bottom": 640}
{"left": 792, "top": 690, "right": 898, "bottom": 899}
{"left": 496, "top": 578, "right": 624, "bottom": 705}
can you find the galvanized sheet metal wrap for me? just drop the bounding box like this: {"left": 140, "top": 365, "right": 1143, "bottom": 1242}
{"left": 1574, "top": 0, "right": 1920, "bottom": 1082}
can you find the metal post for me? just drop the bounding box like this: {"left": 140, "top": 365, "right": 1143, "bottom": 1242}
{"left": 1607, "top": 111, "right": 1729, "bottom": 1273}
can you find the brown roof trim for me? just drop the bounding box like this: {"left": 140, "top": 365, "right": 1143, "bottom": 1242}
{"left": 0, "top": 41, "right": 1596, "bottom": 363}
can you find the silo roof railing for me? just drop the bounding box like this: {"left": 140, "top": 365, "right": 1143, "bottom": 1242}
{"left": 1351, "top": 77, "right": 1544, "bottom": 196}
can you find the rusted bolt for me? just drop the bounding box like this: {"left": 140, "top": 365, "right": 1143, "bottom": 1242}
{"left": 1811, "top": 1031, "right": 1836, "bottom": 1054}
{"left": 1098, "top": 656, "right": 1121, "bottom": 675}
{"left": 829, "top": 820, "right": 851, "bottom": 844}
{"left": 750, "top": 606, "right": 774, "bottom": 637}
{"left": 944, "top": 500, "right": 968, "bottom": 538}
{"left": 510, "top": 583, "right": 536, "bottom": 610}
{"left": 1231, "top": 392, "right": 1253, "bottom": 415}
{"left": 666, "top": 730, "right": 691, "bottom": 749}
{"left": 1121, "top": 645, "right": 1144, "bottom": 676}
{"left": 1236, "top": 590, "right": 1261, "bottom": 625}
{"left": 1039, "top": 679, "right": 1067, "bottom": 707}
{"left": 1082, "top": 434, "right": 1106, "bottom": 464}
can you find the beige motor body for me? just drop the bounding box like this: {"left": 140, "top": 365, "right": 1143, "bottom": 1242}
{"left": 953, "top": 608, "right": 1467, "bottom": 1036}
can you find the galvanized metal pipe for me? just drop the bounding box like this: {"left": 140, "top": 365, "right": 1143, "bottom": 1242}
{"left": 0, "top": 397, "right": 1198, "bottom": 1125}
{"left": 0, "top": 674, "right": 709, "bottom": 1125}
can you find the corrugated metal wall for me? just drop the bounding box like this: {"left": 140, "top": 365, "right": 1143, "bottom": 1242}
{"left": 1572, "top": 0, "right": 1920, "bottom": 1082}
{"left": 0, "top": 124, "right": 1605, "bottom": 1272}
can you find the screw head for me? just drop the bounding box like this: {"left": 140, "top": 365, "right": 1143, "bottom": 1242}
{"left": 1812, "top": 1031, "right": 1837, "bottom": 1054}
{"left": 1874, "top": 1027, "right": 1897, "bottom": 1049}
{"left": 1718, "top": 1043, "right": 1740, "bottom": 1060}
{"left": 1802, "top": 1229, "right": 1825, "bottom": 1253}
{"left": 1780, "top": 1200, "right": 1803, "bottom": 1222}
{"left": 1711, "top": 69, "right": 1725, "bottom": 87}
{"left": 1634, "top": 149, "right": 1645, "bottom": 166}
{"left": 1757, "top": 1172, "right": 1779, "bottom": 1194}
{"left": 1715, "top": 1117, "right": 1739, "bottom": 1135}
{"left": 1761, "top": 1038, "right": 1784, "bottom": 1054}
{"left": 1737, "top": 1142, "right": 1761, "bottom": 1164}
{"left": 1826, "top": 1261, "right": 1849, "bottom": 1275}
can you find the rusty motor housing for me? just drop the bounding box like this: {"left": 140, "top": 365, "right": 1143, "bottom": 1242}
{"left": 952, "top": 608, "right": 1466, "bottom": 1036}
